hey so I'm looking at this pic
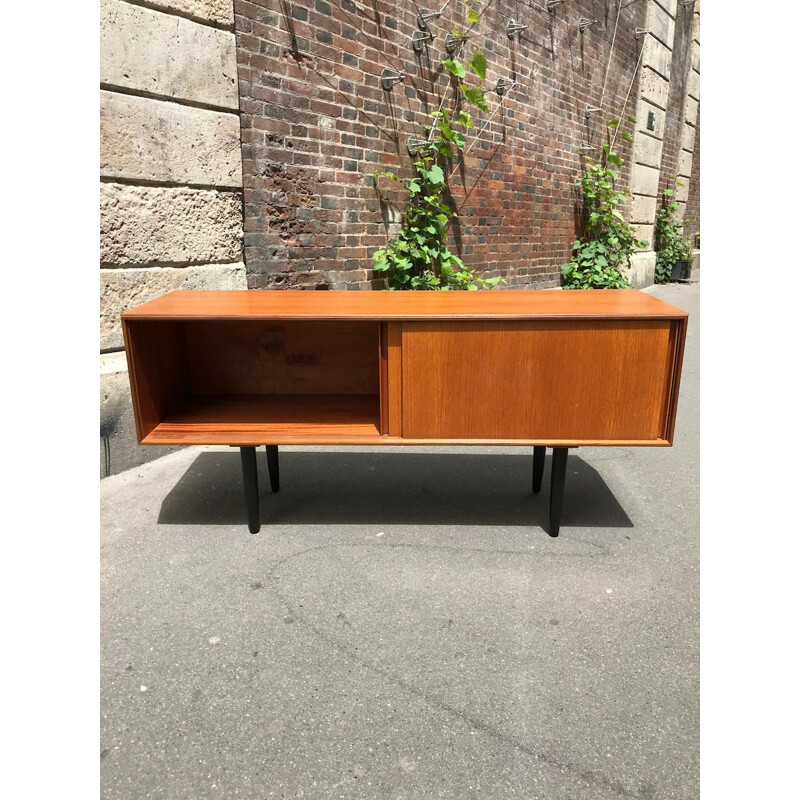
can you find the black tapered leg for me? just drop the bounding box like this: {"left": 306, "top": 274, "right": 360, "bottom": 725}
{"left": 240, "top": 446, "right": 260, "bottom": 534}
{"left": 532, "top": 446, "right": 546, "bottom": 494}
{"left": 548, "top": 447, "right": 569, "bottom": 537}
{"left": 265, "top": 445, "right": 280, "bottom": 493}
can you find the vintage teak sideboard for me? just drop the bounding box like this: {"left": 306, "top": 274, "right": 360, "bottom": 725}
{"left": 122, "top": 289, "right": 688, "bottom": 535}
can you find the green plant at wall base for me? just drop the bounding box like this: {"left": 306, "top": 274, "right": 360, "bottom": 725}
{"left": 654, "top": 186, "right": 693, "bottom": 283}
{"left": 561, "top": 118, "right": 647, "bottom": 289}
{"left": 372, "top": 154, "right": 488, "bottom": 290}
{"left": 371, "top": 8, "right": 502, "bottom": 290}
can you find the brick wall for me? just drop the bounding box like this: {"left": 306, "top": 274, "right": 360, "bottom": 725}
{"left": 234, "top": 0, "right": 651, "bottom": 289}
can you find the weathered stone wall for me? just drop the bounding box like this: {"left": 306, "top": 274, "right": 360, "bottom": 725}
{"left": 100, "top": 0, "right": 246, "bottom": 476}
{"left": 679, "top": 2, "right": 700, "bottom": 247}
{"left": 685, "top": 100, "right": 700, "bottom": 247}
{"left": 627, "top": 0, "right": 699, "bottom": 285}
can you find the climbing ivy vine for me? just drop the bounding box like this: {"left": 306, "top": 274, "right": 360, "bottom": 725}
{"left": 654, "top": 183, "right": 692, "bottom": 283}
{"left": 372, "top": 8, "right": 502, "bottom": 290}
{"left": 561, "top": 117, "right": 647, "bottom": 289}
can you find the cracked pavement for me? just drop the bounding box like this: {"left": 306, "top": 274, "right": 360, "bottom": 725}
{"left": 101, "top": 280, "right": 699, "bottom": 799}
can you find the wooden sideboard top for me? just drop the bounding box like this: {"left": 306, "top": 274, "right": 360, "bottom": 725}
{"left": 123, "top": 289, "right": 688, "bottom": 322}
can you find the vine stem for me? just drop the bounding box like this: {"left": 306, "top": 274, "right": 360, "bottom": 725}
{"left": 427, "top": 84, "right": 452, "bottom": 142}
{"left": 448, "top": 97, "right": 506, "bottom": 180}
{"left": 608, "top": 36, "right": 645, "bottom": 153}
{"left": 599, "top": 1, "right": 623, "bottom": 109}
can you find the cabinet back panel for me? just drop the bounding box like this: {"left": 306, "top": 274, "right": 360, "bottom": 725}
{"left": 184, "top": 321, "right": 379, "bottom": 396}
{"left": 401, "top": 321, "right": 674, "bottom": 441}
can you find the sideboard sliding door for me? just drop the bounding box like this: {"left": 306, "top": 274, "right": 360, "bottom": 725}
{"left": 400, "top": 320, "right": 678, "bottom": 443}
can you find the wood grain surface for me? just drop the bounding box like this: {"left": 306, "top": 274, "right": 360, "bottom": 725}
{"left": 122, "top": 289, "right": 688, "bottom": 321}
{"left": 143, "top": 394, "right": 381, "bottom": 445}
{"left": 386, "top": 322, "right": 403, "bottom": 437}
{"left": 401, "top": 320, "right": 675, "bottom": 441}
{"left": 123, "top": 320, "right": 191, "bottom": 441}
{"left": 123, "top": 291, "right": 688, "bottom": 447}
{"left": 184, "top": 320, "right": 379, "bottom": 395}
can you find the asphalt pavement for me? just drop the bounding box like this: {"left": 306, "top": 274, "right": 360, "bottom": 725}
{"left": 101, "top": 280, "right": 700, "bottom": 800}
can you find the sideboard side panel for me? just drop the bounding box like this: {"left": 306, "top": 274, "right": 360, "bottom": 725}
{"left": 124, "top": 320, "right": 190, "bottom": 442}
{"left": 662, "top": 318, "right": 688, "bottom": 444}
{"left": 401, "top": 321, "right": 674, "bottom": 442}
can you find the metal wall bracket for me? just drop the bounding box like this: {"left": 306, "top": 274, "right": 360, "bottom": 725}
{"left": 635, "top": 28, "right": 650, "bottom": 39}
{"left": 407, "top": 137, "right": 429, "bottom": 156}
{"left": 496, "top": 77, "right": 516, "bottom": 96}
{"left": 578, "top": 143, "right": 595, "bottom": 154}
{"left": 412, "top": 29, "right": 434, "bottom": 52}
{"left": 579, "top": 18, "right": 598, "bottom": 33}
{"left": 547, "top": 0, "right": 564, "bottom": 11}
{"left": 381, "top": 68, "right": 406, "bottom": 92}
{"left": 585, "top": 105, "right": 601, "bottom": 119}
{"left": 507, "top": 19, "right": 527, "bottom": 39}
{"left": 444, "top": 33, "right": 461, "bottom": 54}
{"left": 418, "top": 9, "right": 443, "bottom": 30}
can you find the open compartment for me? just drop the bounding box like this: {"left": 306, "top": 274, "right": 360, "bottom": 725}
{"left": 124, "top": 319, "right": 382, "bottom": 444}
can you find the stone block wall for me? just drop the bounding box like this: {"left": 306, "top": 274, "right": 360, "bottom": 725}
{"left": 625, "top": 0, "right": 699, "bottom": 285}
{"left": 234, "top": 0, "right": 650, "bottom": 289}
{"left": 100, "top": 0, "right": 246, "bottom": 476}
{"left": 680, "top": 2, "right": 700, "bottom": 247}
{"left": 685, "top": 102, "right": 700, "bottom": 247}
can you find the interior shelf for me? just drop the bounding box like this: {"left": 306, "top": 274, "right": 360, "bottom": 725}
{"left": 142, "top": 394, "right": 381, "bottom": 445}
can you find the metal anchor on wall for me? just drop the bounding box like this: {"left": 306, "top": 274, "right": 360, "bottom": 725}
{"left": 407, "top": 137, "right": 429, "bottom": 156}
{"left": 417, "top": 0, "right": 451, "bottom": 30}
{"left": 507, "top": 19, "right": 527, "bottom": 40}
{"left": 381, "top": 68, "right": 406, "bottom": 92}
{"left": 444, "top": 33, "right": 462, "bottom": 55}
{"left": 585, "top": 105, "right": 602, "bottom": 119}
{"left": 579, "top": 18, "right": 599, "bottom": 33}
{"left": 411, "top": 29, "right": 434, "bottom": 53}
{"left": 495, "top": 77, "right": 517, "bottom": 96}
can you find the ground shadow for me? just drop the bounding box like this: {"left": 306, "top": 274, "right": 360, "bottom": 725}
{"left": 158, "top": 451, "right": 632, "bottom": 530}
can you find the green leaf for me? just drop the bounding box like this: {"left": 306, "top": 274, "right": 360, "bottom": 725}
{"left": 458, "top": 110, "right": 473, "bottom": 128}
{"left": 426, "top": 164, "right": 445, "bottom": 184}
{"left": 469, "top": 52, "right": 487, "bottom": 80}
{"left": 442, "top": 59, "right": 466, "bottom": 79}
{"left": 607, "top": 119, "right": 619, "bottom": 128}
{"left": 467, "top": 9, "right": 480, "bottom": 24}
{"left": 462, "top": 86, "right": 489, "bottom": 113}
